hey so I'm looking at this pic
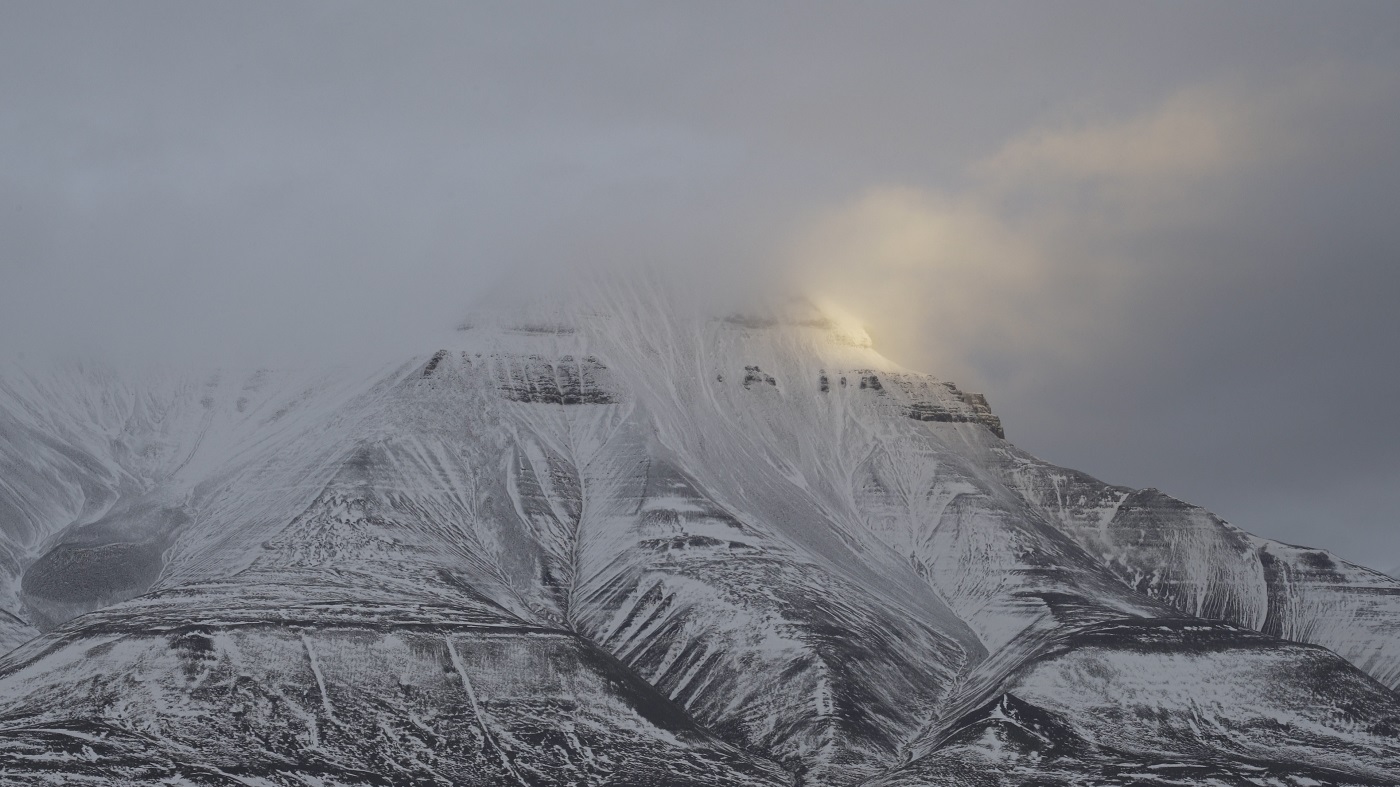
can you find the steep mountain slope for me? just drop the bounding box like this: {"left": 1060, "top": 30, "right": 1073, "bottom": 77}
{"left": 0, "top": 276, "right": 1395, "bottom": 785}
{"left": 874, "top": 621, "right": 1400, "bottom": 787}
{"left": 0, "top": 578, "right": 789, "bottom": 786}
{"left": 998, "top": 452, "right": 1400, "bottom": 688}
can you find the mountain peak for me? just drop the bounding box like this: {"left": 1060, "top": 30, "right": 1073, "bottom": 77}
{"left": 458, "top": 267, "right": 876, "bottom": 351}
{"left": 1, "top": 266, "right": 1397, "bottom": 785}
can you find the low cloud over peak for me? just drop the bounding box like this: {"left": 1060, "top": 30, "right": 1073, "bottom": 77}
{"left": 2, "top": 4, "right": 1397, "bottom": 569}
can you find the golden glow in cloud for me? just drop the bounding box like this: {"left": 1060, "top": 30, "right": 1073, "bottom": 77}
{"left": 791, "top": 188, "right": 1046, "bottom": 381}
{"left": 975, "top": 88, "right": 1253, "bottom": 190}
{"left": 786, "top": 77, "right": 1329, "bottom": 388}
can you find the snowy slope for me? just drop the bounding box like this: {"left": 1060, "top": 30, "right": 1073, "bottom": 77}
{"left": 873, "top": 620, "right": 1400, "bottom": 787}
{"left": 0, "top": 274, "right": 1396, "bottom": 785}
{"left": 998, "top": 453, "right": 1400, "bottom": 688}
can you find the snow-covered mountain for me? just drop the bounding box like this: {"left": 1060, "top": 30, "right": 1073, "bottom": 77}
{"left": 0, "top": 276, "right": 1396, "bottom": 785}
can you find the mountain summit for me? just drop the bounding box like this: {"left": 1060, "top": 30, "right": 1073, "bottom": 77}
{"left": 0, "top": 276, "right": 1396, "bottom": 785}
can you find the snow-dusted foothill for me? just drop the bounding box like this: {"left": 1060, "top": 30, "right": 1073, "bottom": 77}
{"left": 0, "top": 275, "right": 1395, "bottom": 785}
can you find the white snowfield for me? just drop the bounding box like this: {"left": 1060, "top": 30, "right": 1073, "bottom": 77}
{"left": 0, "top": 276, "right": 1396, "bottom": 786}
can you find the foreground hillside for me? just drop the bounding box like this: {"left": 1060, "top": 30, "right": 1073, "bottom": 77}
{"left": 0, "top": 278, "right": 1396, "bottom": 785}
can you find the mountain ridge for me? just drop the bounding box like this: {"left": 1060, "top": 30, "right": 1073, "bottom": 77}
{"left": 0, "top": 276, "right": 1395, "bottom": 785}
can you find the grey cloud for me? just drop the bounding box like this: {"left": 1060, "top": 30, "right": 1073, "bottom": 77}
{"left": 1, "top": 2, "right": 1398, "bottom": 567}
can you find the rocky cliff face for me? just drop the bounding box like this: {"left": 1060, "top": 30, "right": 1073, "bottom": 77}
{"left": 0, "top": 277, "right": 1395, "bottom": 785}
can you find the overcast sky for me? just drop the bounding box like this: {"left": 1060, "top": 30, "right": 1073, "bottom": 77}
{"left": 2, "top": 2, "right": 1398, "bottom": 572}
